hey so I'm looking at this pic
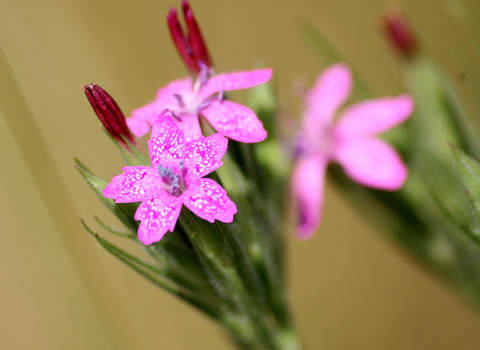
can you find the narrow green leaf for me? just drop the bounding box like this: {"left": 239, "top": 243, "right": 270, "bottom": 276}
{"left": 94, "top": 216, "right": 136, "bottom": 240}
{"left": 81, "top": 219, "right": 222, "bottom": 318}
{"left": 74, "top": 158, "right": 139, "bottom": 232}
{"left": 450, "top": 144, "right": 480, "bottom": 244}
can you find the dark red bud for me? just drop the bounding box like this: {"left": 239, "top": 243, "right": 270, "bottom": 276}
{"left": 382, "top": 6, "right": 419, "bottom": 60}
{"left": 83, "top": 84, "right": 139, "bottom": 150}
{"left": 167, "top": 1, "right": 213, "bottom": 75}
{"left": 167, "top": 7, "right": 199, "bottom": 74}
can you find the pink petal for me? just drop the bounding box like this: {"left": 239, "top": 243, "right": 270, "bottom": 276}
{"left": 126, "top": 78, "right": 193, "bottom": 138}
{"left": 202, "top": 100, "right": 267, "bottom": 143}
{"left": 183, "top": 133, "right": 228, "bottom": 185}
{"left": 199, "top": 68, "right": 273, "bottom": 99}
{"left": 134, "top": 192, "right": 183, "bottom": 245}
{"left": 176, "top": 114, "right": 202, "bottom": 142}
{"left": 156, "top": 78, "right": 193, "bottom": 100}
{"left": 334, "top": 94, "right": 413, "bottom": 139}
{"left": 333, "top": 138, "right": 408, "bottom": 190}
{"left": 303, "top": 63, "right": 352, "bottom": 134}
{"left": 103, "top": 166, "right": 159, "bottom": 203}
{"left": 148, "top": 115, "right": 186, "bottom": 166}
{"left": 126, "top": 115, "right": 152, "bottom": 138}
{"left": 292, "top": 154, "right": 328, "bottom": 240}
{"left": 181, "top": 178, "right": 237, "bottom": 223}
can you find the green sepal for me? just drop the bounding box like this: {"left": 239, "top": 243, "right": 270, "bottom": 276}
{"left": 74, "top": 158, "right": 139, "bottom": 233}
{"left": 450, "top": 144, "right": 480, "bottom": 243}
{"left": 102, "top": 128, "right": 150, "bottom": 167}
{"left": 81, "top": 219, "right": 222, "bottom": 319}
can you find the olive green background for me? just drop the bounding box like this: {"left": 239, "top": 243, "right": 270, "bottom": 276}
{"left": 1, "top": 0, "right": 480, "bottom": 349}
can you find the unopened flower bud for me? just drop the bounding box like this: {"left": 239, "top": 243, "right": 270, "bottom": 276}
{"left": 83, "top": 84, "right": 140, "bottom": 151}
{"left": 382, "top": 6, "right": 419, "bottom": 60}
{"left": 167, "top": 0, "right": 213, "bottom": 75}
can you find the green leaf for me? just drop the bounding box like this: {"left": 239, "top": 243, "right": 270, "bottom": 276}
{"left": 94, "top": 216, "right": 136, "bottom": 240}
{"left": 81, "top": 219, "right": 222, "bottom": 319}
{"left": 74, "top": 158, "right": 139, "bottom": 233}
{"left": 450, "top": 144, "right": 480, "bottom": 243}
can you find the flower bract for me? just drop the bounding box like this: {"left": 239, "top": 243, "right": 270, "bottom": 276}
{"left": 104, "top": 115, "right": 237, "bottom": 244}
{"left": 293, "top": 63, "right": 413, "bottom": 239}
{"left": 126, "top": 68, "right": 272, "bottom": 143}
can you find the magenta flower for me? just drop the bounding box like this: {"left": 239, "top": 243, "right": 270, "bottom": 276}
{"left": 126, "top": 68, "right": 272, "bottom": 143}
{"left": 293, "top": 63, "right": 413, "bottom": 239}
{"left": 104, "top": 115, "right": 237, "bottom": 245}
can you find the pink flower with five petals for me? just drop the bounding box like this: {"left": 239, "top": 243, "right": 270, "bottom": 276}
{"left": 104, "top": 115, "right": 237, "bottom": 245}
{"left": 293, "top": 63, "right": 414, "bottom": 239}
{"left": 126, "top": 68, "right": 272, "bottom": 143}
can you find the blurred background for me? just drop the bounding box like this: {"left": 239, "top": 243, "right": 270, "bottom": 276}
{"left": 1, "top": 0, "right": 480, "bottom": 349}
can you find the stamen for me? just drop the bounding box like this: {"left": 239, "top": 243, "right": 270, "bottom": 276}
{"left": 157, "top": 164, "right": 167, "bottom": 177}
{"left": 173, "top": 94, "right": 185, "bottom": 108}
{"left": 218, "top": 88, "right": 225, "bottom": 103}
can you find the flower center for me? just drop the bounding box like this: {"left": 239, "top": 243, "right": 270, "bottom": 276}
{"left": 157, "top": 161, "right": 186, "bottom": 196}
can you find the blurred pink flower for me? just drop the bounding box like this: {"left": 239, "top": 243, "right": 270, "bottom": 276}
{"left": 126, "top": 68, "right": 272, "bottom": 143}
{"left": 293, "top": 63, "right": 413, "bottom": 239}
{"left": 104, "top": 115, "right": 237, "bottom": 245}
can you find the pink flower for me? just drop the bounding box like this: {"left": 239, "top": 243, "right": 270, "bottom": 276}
{"left": 293, "top": 63, "right": 413, "bottom": 239}
{"left": 104, "top": 115, "right": 237, "bottom": 245}
{"left": 126, "top": 68, "right": 272, "bottom": 143}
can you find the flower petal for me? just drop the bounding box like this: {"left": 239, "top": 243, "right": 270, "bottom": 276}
{"left": 202, "top": 100, "right": 267, "bottom": 142}
{"left": 103, "top": 166, "right": 159, "bottom": 203}
{"left": 126, "top": 78, "right": 193, "bottom": 137}
{"left": 333, "top": 138, "right": 408, "bottom": 190}
{"left": 199, "top": 68, "right": 273, "bottom": 99}
{"left": 134, "top": 192, "right": 182, "bottom": 245}
{"left": 126, "top": 115, "right": 152, "bottom": 138}
{"left": 156, "top": 78, "right": 193, "bottom": 99}
{"left": 292, "top": 154, "right": 328, "bottom": 240}
{"left": 176, "top": 114, "right": 202, "bottom": 142}
{"left": 334, "top": 94, "right": 413, "bottom": 139}
{"left": 181, "top": 178, "right": 237, "bottom": 223}
{"left": 148, "top": 115, "right": 186, "bottom": 166}
{"left": 303, "top": 63, "right": 352, "bottom": 133}
{"left": 184, "top": 133, "right": 228, "bottom": 185}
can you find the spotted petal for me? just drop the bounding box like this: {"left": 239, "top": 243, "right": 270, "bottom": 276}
{"left": 134, "top": 191, "right": 182, "bottom": 245}
{"left": 103, "top": 166, "right": 158, "bottom": 203}
{"left": 333, "top": 138, "right": 407, "bottom": 190}
{"left": 181, "top": 178, "right": 237, "bottom": 223}
{"left": 202, "top": 100, "right": 267, "bottom": 142}
{"left": 292, "top": 154, "right": 328, "bottom": 240}
{"left": 303, "top": 63, "right": 352, "bottom": 135}
{"left": 148, "top": 115, "right": 186, "bottom": 166}
{"left": 199, "top": 68, "right": 273, "bottom": 99}
{"left": 334, "top": 94, "right": 413, "bottom": 139}
{"left": 183, "top": 133, "right": 228, "bottom": 185}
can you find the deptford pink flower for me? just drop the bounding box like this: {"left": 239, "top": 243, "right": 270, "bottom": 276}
{"left": 104, "top": 115, "right": 237, "bottom": 245}
{"left": 293, "top": 63, "right": 413, "bottom": 239}
{"left": 127, "top": 67, "right": 272, "bottom": 143}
